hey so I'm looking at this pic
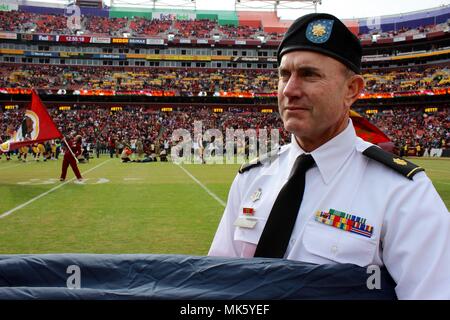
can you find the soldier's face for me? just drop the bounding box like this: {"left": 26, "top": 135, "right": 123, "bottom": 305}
{"left": 278, "top": 51, "right": 354, "bottom": 151}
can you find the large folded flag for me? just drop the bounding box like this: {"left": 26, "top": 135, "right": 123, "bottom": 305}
{"left": 0, "top": 91, "right": 62, "bottom": 152}
{"left": 350, "top": 109, "right": 391, "bottom": 144}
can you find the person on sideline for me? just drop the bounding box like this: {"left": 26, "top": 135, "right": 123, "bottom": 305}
{"left": 60, "top": 134, "right": 83, "bottom": 181}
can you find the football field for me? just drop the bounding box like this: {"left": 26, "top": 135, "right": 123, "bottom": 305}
{"left": 0, "top": 155, "right": 449, "bottom": 254}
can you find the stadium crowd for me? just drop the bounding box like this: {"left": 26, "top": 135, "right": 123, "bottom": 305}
{"left": 0, "top": 11, "right": 266, "bottom": 39}
{"left": 1, "top": 10, "right": 448, "bottom": 40}
{"left": 359, "top": 21, "right": 449, "bottom": 40}
{"left": 0, "top": 64, "right": 278, "bottom": 94}
{"left": 364, "top": 65, "right": 450, "bottom": 92}
{"left": 364, "top": 107, "right": 449, "bottom": 155}
{"left": 1, "top": 64, "right": 449, "bottom": 95}
{"left": 0, "top": 106, "right": 290, "bottom": 160}
{"left": 1, "top": 106, "right": 448, "bottom": 160}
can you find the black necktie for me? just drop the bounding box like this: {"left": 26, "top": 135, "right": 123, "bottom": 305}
{"left": 254, "top": 153, "right": 315, "bottom": 258}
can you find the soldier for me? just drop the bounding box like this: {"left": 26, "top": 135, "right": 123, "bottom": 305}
{"left": 208, "top": 13, "right": 450, "bottom": 299}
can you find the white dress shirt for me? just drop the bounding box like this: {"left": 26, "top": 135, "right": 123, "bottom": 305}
{"left": 208, "top": 120, "right": 450, "bottom": 299}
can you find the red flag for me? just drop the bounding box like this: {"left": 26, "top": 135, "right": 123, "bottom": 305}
{"left": 0, "top": 91, "right": 62, "bottom": 152}
{"left": 350, "top": 110, "right": 391, "bottom": 144}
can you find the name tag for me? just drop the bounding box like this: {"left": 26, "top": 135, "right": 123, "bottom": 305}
{"left": 234, "top": 217, "right": 257, "bottom": 229}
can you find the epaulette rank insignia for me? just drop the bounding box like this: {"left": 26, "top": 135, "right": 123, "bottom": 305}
{"left": 238, "top": 158, "right": 261, "bottom": 174}
{"left": 238, "top": 147, "right": 281, "bottom": 174}
{"left": 363, "top": 146, "right": 424, "bottom": 180}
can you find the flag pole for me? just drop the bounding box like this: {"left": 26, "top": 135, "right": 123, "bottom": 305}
{"left": 63, "top": 137, "right": 79, "bottom": 164}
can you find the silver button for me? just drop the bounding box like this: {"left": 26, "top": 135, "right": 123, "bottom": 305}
{"left": 331, "top": 245, "right": 338, "bottom": 254}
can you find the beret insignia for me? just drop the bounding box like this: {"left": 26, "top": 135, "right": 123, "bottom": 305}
{"left": 306, "top": 19, "right": 334, "bottom": 43}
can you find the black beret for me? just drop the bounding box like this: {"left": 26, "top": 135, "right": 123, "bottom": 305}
{"left": 277, "top": 13, "right": 362, "bottom": 74}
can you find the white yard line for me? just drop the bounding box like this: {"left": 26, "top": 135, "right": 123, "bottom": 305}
{"left": 176, "top": 163, "right": 226, "bottom": 208}
{"left": 0, "top": 159, "right": 111, "bottom": 219}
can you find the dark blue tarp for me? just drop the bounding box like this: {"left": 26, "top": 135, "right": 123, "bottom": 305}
{"left": 0, "top": 254, "right": 397, "bottom": 300}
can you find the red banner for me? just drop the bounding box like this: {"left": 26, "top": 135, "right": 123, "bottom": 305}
{"left": 350, "top": 110, "right": 390, "bottom": 144}
{"left": 0, "top": 91, "right": 63, "bottom": 152}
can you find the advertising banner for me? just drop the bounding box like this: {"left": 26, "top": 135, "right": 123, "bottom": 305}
{"left": 91, "top": 37, "right": 111, "bottom": 44}
{"left": 129, "top": 38, "right": 146, "bottom": 45}
{"left": 146, "top": 38, "right": 164, "bottom": 45}
{"left": 0, "top": 32, "right": 17, "bottom": 39}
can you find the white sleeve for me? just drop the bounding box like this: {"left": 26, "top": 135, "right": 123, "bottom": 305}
{"left": 208, "top": 173, "right": 244, "bottom": 257}
{"left": 382, "top": 171, "right": 450, "bottom": 299}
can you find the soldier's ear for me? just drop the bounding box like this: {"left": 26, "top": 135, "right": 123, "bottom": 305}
{"left": 344, "top": 74, "right": 364, "bottom": 108}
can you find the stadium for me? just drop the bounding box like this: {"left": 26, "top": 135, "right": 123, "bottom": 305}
{"left": 0, "top": 0, "right": 449, "bottom": 302}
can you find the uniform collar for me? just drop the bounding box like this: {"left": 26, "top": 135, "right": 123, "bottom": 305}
{"left": 289, "top": 119, "right": 357, "bottom": 185}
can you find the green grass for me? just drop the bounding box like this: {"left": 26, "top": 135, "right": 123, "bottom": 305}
{"left": 0, "top": 155, "right": 448, "bottom": 254}
{"left": 406, "top": 157, "right": 450, "bottom": 210}
{"left": 0, "top": 156, "right": 239, "bottom": 255}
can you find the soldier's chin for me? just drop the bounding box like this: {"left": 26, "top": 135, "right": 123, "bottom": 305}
{"left": 283, "top": 118, "right": 309, "bottom": 135}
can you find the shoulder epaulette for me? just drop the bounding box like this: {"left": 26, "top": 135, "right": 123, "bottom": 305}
{"left": 362, "top": 145, "right": 424, "bottom": 180}
{"left": 238, "top": 147, "right": 281, "bottom": 174}
{"left": 238, "top": 159, "right": 261, "bottom": 174}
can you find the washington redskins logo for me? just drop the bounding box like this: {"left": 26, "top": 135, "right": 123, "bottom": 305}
{"left": 18, "top": 110, "right": 40, "bottom": 141}
{"left": 0, "top": 110, "right": 40, "bottom": 152}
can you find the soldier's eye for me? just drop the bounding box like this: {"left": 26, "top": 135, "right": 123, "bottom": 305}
{"left": 300, "top": 69, "right": 319, "bottom": 78}
{"left": 278, "top": 70, "right": 290, "bottom": 80}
